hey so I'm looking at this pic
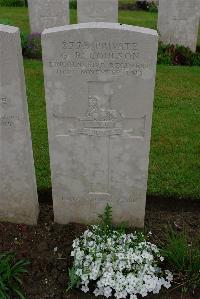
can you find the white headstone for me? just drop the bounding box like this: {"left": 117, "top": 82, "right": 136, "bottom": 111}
{"left": 28, "top": 0, "right": 70, "bottom": 33}
{"left": 42, "top": 23, "right": 158, "bottom": 227}
{"left": 158, "top": 0, "right": 200, "bottom": 52}
{"left": 0, "top": 25, "right": 39, "bottom": 225}
{"left": 77, "top": 0, "right": 118, "bottom": 23}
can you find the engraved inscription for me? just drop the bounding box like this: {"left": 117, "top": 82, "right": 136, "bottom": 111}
{"left": 0, "top": 115, "right": 19, "bottom": 127}
{"left": 88, "top": 192, "right": 112, "bottom": 201}
{"left": 48, "top": 40, "right": 154, "bottom": 77}
{"left": 61, "top": 194, "right": 136, "bottom": 203}
{"left": 0, "top": 95, "right": 19, "bottom": 127}
{"left": 54, "top": 81, "right": 146, "bottom": 138}
{"left": 1, "top": 96, "right": 8, "bottom": 105}
{"left": 61, "top": 193, "right": 112, "bottom": 202}
{"left": 55, "top": 80, "right": 146, "bottom": 203}
{"left": 73, "top": 88, "right": 123, "bottom": 136}
{"left": 75, "top": 128, "right": 122, "bottom": 136}
{"left": 129, "top": 196, "right": 136, "bottom": 203}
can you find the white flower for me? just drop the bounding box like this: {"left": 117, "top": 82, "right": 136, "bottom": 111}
{"left": 88, "top": 241, "right": 94, "bottom": 247}
{"left": 104, "top": 286, "right": 112, "bottom": 298}
{"left": 70, "top": 227, "right": 173, "bottom": 299}
{"left": 75, "top": 268, "right": 82, "bottom": 276}
{"left": 81, "top": 285, "right": 89, "bottom": 293}
{"left": 165, "top": 270, "right": 173, "bottom": 281}
{"left": 94, "top": 287, "right": 104, "bottom": 296}
{"left": 72, "top": 239, "right": 79, "bottom": 248}
{"left": 160, "top": 256, "right": 164, "bottom": 262}
{"left": 81, "top": 274, "right": 89, "bottom": 282}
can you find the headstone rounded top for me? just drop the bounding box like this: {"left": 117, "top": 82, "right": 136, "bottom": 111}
{"left": 42, "top": 22, "right": 158, "bottom": 37}
{"left": 0, "top": 24, "right": 19, "bottom": 33}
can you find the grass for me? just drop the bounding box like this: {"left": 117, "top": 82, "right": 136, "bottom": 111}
{"left": 0, "top": 252, "right": 29, "bottom": 299}
{"left": 23, "top": 59, "right": 200, "bottom": 200}
{"left": 0, "top": 7, "right": 29, "bottom": 34}
{"left": 149, "top": 65, "right": 200, "bottom": 199}
{"left": 0, "top": 7, "right": 199, "bottom": 47}
{"left": 162, "top": 228, "right": 200, "bottom": 292}
{"left": 24, "top": 59, "right": 51, "bottom": 192}
{"left": 119, "top": 10, "right": 157, "bottom": 29}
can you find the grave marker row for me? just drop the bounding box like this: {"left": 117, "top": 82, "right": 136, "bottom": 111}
{"left": 27, "top": 0, "right": 119, "bottom": 33}
{"left": 2, "top": 0, "right": 198, "bottom": 226}
{"left": 27, "top": 0, "right": 199, "bottom": 52}
{"left": 0, "top": 22, "right": 158, "bottom": 227}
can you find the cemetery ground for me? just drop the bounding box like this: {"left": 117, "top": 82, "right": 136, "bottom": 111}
{"left": 1, "top": 201, "right": 200, "bottom": 299}
{"left": 0, "top": 5, "right": 200, "bottom": 299}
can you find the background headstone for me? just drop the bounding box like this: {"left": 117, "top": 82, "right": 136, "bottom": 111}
{"left": 158, "top": 0, "right": 200, "bottom": 52}
{"left": 42, "top": 23, "right": 158, "bottom": 227}
{"left": 0, "top": 25, "right": 39, "bottom": 225}
{"left": 28, "top": 0, "right": 70, "bottom": 33}
{"left": 77, "top": 0, "right": 118, "bottom": 23}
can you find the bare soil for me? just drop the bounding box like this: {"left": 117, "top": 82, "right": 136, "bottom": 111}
{"left": 0, "top": 197, "right": 200, "bottom": 299}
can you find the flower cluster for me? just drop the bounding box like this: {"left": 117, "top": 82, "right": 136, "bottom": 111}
{"left": 71, "top": 226, "right": 173, "bottom": 298}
